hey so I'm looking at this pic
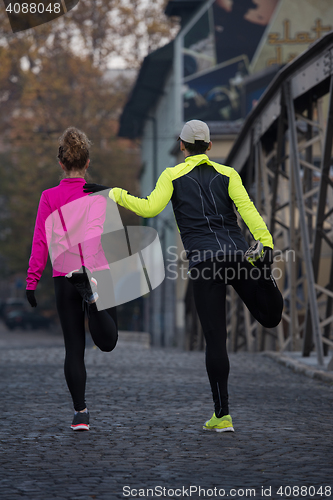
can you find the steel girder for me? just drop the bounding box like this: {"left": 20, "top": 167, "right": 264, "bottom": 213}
{"left": 225, "top": 33, "right": 333, "bottom": 364}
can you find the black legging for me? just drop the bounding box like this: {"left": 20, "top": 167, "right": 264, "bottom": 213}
{"left": 191, "top": 258, "right": 283, "bottom": 418}
{"left": 54, "top": 272, "right": 118, "bottom": 411}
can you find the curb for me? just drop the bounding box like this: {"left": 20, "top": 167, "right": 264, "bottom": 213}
{"left": 118, "top": 331, "right": 150, "bottom": 347}
{"left": 263, "top": 351, "right": 333, "bottom": 384}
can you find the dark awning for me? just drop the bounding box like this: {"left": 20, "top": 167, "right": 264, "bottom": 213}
{"left": 165, "top": 0, "right": 205, "bottom": 26}
{"left": 118, "top": 42, "right": 174, "bottom": 139}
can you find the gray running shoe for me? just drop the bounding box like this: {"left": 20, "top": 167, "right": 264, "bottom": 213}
{"left": 71, "top": 411, "right": 90, "bottom": 431}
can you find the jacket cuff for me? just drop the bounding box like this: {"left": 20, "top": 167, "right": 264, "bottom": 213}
{"left": 109, "top": 187, "right": 122, "bottom": 203}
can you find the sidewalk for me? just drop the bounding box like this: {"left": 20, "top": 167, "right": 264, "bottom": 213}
{"left": 0, "top": 323, "right": 332, "bottom": 500}
{"left": 264, "top": 350, "right": 333, "bottom": 384}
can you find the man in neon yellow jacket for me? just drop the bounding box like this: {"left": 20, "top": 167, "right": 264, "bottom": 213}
{"left": 84, "top": 119, "right": 283, "bottom": 433}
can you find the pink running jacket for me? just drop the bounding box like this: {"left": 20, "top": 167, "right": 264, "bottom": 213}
{"left": 26, "top": 178, "right": 109, "bottom": 290}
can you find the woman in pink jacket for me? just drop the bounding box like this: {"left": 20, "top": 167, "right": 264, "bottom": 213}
{"left": 26, "top": 127, "right": 118, "bottom": 431}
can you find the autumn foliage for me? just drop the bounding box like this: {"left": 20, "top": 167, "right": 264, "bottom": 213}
{"left": 0, "top": 0, "right": 179, "bottom": 305}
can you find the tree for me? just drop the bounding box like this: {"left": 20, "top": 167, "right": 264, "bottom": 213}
{"left": 0, "top": 0, "right": 179, "bottom": 68}
{"left": 0, "top": 50, "right": 140, "bottom": 271}
{"left": 0, "top": 0, "right": 180, "bottom": 307}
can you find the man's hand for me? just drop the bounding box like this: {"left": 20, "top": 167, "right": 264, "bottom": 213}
{"left": 259, "top": 247, "right": 274, "bottom": 267}
{"left": 260, "top": 247, "right": 274, "bottom": 266}
{"left": 83, "top": 183, "right": 111, "bottom": 195}
{"left": 26, "top": 290, "right": 37, "bottom": 308}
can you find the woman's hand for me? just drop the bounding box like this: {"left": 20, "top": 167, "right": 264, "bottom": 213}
{"left": 83, "top": 183, "right": 111, "bottom": 195}
{"left": 26, "top": 290, "right": 37, "bottom": 307}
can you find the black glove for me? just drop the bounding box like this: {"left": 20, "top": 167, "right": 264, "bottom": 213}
{"left": 26, "top": 289, "right": 37, "bottom": 307}
{"left": 83, "top": 183, "right": 111, "bottom": 195}
{"left": 256, "top": 247, "right": 274, "bottom": 268}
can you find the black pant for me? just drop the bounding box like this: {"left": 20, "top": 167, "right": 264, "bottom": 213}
{"left": 54, "top": 272, "right": 118, "bottom": 411}
{"left": 191, "top": 258, "right": 283, "bottom": 417}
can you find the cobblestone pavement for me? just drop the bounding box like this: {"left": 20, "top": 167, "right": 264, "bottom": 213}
{"left": 0, "top": 322, "right": 332, "bottom": 500}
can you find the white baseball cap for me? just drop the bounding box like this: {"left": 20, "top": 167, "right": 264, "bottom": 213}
{"left": 178, "top": 120, "right": 210, "bottom": 144}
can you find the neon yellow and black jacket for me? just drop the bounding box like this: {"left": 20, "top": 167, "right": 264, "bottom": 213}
{"left": 109, "top": 154, "right": 273, "bottom": 267}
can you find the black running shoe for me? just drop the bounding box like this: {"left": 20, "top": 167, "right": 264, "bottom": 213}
{"left": 71, "top": 411, "right": 90, "bottom": 431}
{"left": 65, "top": 267, "right": 98, "bottom": 304}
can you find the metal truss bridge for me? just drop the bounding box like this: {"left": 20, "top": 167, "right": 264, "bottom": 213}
{"left": 187, "top": 32, "right": 333, "bottom": 369}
